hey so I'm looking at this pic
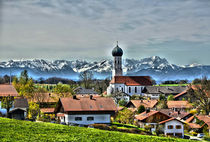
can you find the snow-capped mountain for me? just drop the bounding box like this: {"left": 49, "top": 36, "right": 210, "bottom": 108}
{"left": 0, "top": 56, "right": 209, "bottom": 81}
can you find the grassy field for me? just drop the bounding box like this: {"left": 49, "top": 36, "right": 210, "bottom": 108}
{"left": 0, "top": 117, "right": 195, "bottom": 142}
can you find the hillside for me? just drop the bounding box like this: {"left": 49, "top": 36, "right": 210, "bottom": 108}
{"left": 0, "top": 118, "right": 193, "bottom": 142}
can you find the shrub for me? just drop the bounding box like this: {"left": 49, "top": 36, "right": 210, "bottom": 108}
{"left": 90, "top": 124, "right": 110, "bottom": 130}
{"left": 137, "top": 105, "right": 145, "bottom": 114}
{"left": 204, "top": 136, "right": 210, "bottom": 141}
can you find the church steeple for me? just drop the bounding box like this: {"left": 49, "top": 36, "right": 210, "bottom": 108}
{"left": 112, "top": 42, "right": 123, "bottom": 77}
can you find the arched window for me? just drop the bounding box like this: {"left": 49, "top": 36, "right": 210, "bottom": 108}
{"left": 129, "top": 87, "right": 131, "bottom": 93}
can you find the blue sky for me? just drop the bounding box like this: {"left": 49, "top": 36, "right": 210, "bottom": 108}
{"left": 0, "top": 0, "right": 210, "bottom": 65}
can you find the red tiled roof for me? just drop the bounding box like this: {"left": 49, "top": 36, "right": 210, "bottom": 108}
{"left": 128, "top": 100, "right": 158, "bottom": 109}
{"left": 60, "top": 96, "right": 117, "bottom": 112}
{"left": 57, "top": 113, "right": 65, "bottom": 117}
{"left": 40, "top": 108, "right": 55, "bottom": 113}
{"left": 167, "top": 101, "right": 193, "bottom": 109}
{"left": 110, "top": 76, "right": 152, "bottom": 86}
{"left": 135, "top": 110, "right": 160, "bottom": 121}
{"left": 159, "top": 117, "right": 184, "bottom": 124}
{"left": 117, "top": 106, "right": 124, "bottom": 111}
{"left": 173, "top": 90, "right": 187, "bottom": 99}
{"left": 187, "top": 123, "right": 201, "bottom": 129}
{"left": 196, "top": 115, "right": 210, "bottom": 124}
{"left": 160, "top": 109, "right": 191, "bottom": 119}
{"left": 185, "top": 116, "right": 194, "bottom": 123}
{"left": 0, "top": 85, "right": 19, "bottom": 97}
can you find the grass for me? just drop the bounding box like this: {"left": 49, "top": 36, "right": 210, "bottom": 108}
{"left": 111, "top": 122, "right": 144, "bottom": 130}
{"left": 0, "top": 117, "right": 194, "bottom": 142}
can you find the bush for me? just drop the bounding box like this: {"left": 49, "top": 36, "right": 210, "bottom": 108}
{"left": 204, "top": 136, "right": 210, "bottom": 141}
{"left": 90, "top": 124, "right": 110, "bottom": 130}
{"left": 137, "top": 105, "right": 145, "bottom": 114}
{"left": 144, "top": 124, "right": 152, "bottom": 132}
{"left": 118, "top": 100, "right": 127, "bottom": 106}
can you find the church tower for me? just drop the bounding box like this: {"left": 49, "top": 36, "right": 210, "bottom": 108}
{"left": 112, "top": 42, "right": 123, "bottom": 77}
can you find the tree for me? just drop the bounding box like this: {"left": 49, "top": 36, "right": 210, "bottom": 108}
{"left": 137, "top": 105, "right": 145, "bottom": 114}
{"left": 118, "top": 100, "right": 126, "bottom": 106}
{"left": 19, "top": 70, "right": 29, "bottom": 85}
{"left": 54, "top": 83, "right": 74, "bottom": 98}
{"left": 188, "top": 77, "right": 210, "bottom": 115}
{"left": 28, "top": 102, "right": 39, "bottom": 120}
{"left": 33, "top": 87, "right": 48, "bottom": 106}
{"left": 159, "top": 94, "right": 165, "bottom": 101}
{"left": 167, "top": 94, "right": 174, "bottom": 101}
{"left": 115, "top": 108, "right": 134, "bottom": 124}
{"left": 79, "top": 71, "right": 93, "bottom": 89}
{"left": 1, "top": 95, "right": 14, "bottom": 118}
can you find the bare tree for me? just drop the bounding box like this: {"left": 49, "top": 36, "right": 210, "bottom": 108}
{"left": 79, "top": 71, "right": 93, "bottom": 89}
{"left": 188, "top": 77, "right": 210, "bottom": 115}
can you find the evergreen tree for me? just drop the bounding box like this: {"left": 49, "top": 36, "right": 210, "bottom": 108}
{"left": 137, "top": 105, "right": 145, "bottom": 114}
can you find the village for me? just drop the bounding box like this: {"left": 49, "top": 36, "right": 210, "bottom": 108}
{"left": 0, "top": 44, "right": 209, "bottom": 141}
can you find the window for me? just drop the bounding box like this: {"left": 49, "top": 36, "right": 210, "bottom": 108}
{"left": 129, "top": 87, "right": 131, "bottom": 93}
{"left": 135, "top": 87, "right": 137, "bottom": 93}
{"left": 122, "top": 88, "right": 123, "bottom": 92}
{"left": 176, "top": 125, "right": 181, "bottom": 129}
{"left": 87, "top": 117, "right": 94, "bottom": 121}
{"left": 100, "top": 105, "right": 103, "bottom": 108}
{"left": 75, "top": 117, "right": 82, "bottom": 121}
{"left": 168, "top": 125, "right": 173, "bottom": 129}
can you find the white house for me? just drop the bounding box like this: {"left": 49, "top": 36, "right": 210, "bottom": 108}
{"left": 54, "top": 95, "right": 117, "bottom": 125}
{"left": 159, "top": 117, "right": 185, "bottom": 138}
{"left": 0, "top": 84, "right": 19, "bottom": 115}
{"left": 107, "top": 43, "right": 152, "bottom": 97}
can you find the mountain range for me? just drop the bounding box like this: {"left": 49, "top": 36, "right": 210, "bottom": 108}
{"left": 0, "top": 56, "right": 209, "bottom": 82}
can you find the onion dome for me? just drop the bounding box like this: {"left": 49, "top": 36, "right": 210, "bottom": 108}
{"left": 112, "top": 42, "right": 123, "bottom": 56}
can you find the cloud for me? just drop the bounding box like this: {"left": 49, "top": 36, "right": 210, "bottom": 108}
{"left": 0, "top": 0, "right": 210, "bottom": 65}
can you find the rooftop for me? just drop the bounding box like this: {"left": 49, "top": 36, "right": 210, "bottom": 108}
{"left": 0, "top": 84, "right": 19, "bottom": 97}
{"left": 110, "top": 76, "right": 152, "bottom": 86}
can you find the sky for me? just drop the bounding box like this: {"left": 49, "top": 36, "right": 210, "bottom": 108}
{"left": 0, "top": 0, "right": 210, "bottom": 65}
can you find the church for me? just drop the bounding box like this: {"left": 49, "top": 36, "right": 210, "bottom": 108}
{"left": 107, "top": 43, "right": 152, "bottom": 97}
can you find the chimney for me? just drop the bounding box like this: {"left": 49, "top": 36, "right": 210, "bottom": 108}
{"left": 90, "top": 95, "right": 93, "bottom": 100}
{"left": 73, "top": 95, "right": 77, "bottom": 99}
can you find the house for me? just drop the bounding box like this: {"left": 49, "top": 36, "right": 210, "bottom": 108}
{"left": 9, "top": 98, "right": 28, "bottom": 120}
{"left": 107, "top": 43, "right": 152, "bottom": 96}
{"left": 40, "top": 108, "right": 55, "bottom": 115}
{"left": 160, "top": 109, "right": 193, "bottom": 120}
{"left": 0, "top": 84, "right": 19, "bottom": 114}
{"left": 174, "top": 85, "right": 210, "bottom": 101}
{"left": 125, "top": 100, "right": 158, "bottom": 111}
{"left": 143, "top": 86, "right": 187, "bottom": 100}
{"left": 185, "top": 115, "right": 210, "bottom": 134}
{"left": 54, "top": 95, "right": 117, "bottom": 125}
{"left": 111, "top": 92, "right": 130, "bottom": 104}
{"left": 159, "top": 117, "right": 185, "bottom": 138}
{"left": 167, "top": 101, "right": 193, "bottom": 111}
{"left": 30, "top": 93, "right": 58, "bottom": 108}
{"left": 74, "top": 87, "right": 98, "bottom": 96}
{"left": 135, "top": 110, "right": 170, "bottom": 132}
